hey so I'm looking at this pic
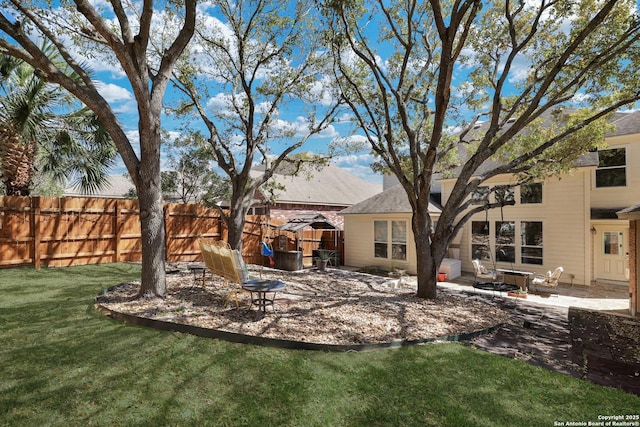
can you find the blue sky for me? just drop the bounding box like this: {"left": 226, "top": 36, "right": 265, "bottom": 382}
{"left": 77, "top": 1, "right": 382, "bottom": 184}
{"left": 96, "top": 71, "right": 381, "bottom": 182}
{"left": 50, "top": 0, "right": 639, "bottom": 186}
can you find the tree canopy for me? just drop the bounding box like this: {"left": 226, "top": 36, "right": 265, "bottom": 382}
{"left": 0, "top": 50, "right": 116, "bottom": 196}
{"left": 172, "top": 0, "right": 344, "bottom": 250}
{"left": 323, "top": 0, "right": 640, "bottom": 298}
{"left": 0, "top": 0, "right": 196, "bottom": 298}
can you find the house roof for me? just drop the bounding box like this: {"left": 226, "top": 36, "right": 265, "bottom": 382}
{"left": 435, "top": 108, "right": 640, "bottom": 184}
{"left": 616, "top": 203, "right": 640, "bottom": 220}
{"left": 452, "top": 108, "right": 605, "bottom": 178}
{"left": 608, "top": 111, "right": 640, "bottom": 137}
{"left": 339, "top": 184, "right": 442, "bottom": 215}
{"left": 252, "top": 163, "right": 382, "bottom": 207}
{"left": 64, "top": 174, "right": 134, "bottom": 198}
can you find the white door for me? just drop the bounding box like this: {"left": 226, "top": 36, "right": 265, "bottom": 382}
{"left": 596, "top": 226, "right": 629, "bottom": 282}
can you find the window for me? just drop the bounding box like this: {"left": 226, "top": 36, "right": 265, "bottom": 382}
{"left": 521, "top": 183, "right": 542, "bottom": 204}
{"left": 521, "top": 221, "right": 543, "bottom": 265}
{"left": 596, "top": 148, "right": 626, "bottom": 188}
{"left": 374, "top": 221, "right": 388, "bottom": 258}
{"left": 495, "top": 186, "right": 515, "bottom": 205}
{"left": 374, "top": 220, "right": 407, "bottom": 260}
{"left": 471, "top": 221, "right": 490, "bottom": 261}
{"left": 495, "top": 221, "right": 515, "bottom": 262}
{"left": 391, "top": 221, "right": 407, "bottom": 261}
{"left": 471, "top": 186, "right": 489, "bottom": 204}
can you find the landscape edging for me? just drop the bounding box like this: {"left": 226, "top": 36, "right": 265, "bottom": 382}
{"left": 95, "top": 286, "right": 503, "bottom": 352}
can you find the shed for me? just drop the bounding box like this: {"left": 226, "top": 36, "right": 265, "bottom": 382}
{"left": 273, "top": 214, "right": 339, "bottom": 270}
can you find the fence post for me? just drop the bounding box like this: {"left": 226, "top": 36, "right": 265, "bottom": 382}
{"left": 163, "top": 203, "right": 170, "bottom": 262}
{"left": 113, "top": 200, "right": 120, "bottom": 263}
{"left": 32, "top": 196, "right": 41, "bottom": 270}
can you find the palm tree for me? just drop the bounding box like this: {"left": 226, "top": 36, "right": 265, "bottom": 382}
{"left": 38, "top": 106, "right": 117, "bottom": 195}
{"left": 0, "top": 45, "right": 116, "bottom": 196}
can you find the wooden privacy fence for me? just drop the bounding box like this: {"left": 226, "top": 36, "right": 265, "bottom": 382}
{"left": 0, "top": 196, "right": 343, "bottom": 269}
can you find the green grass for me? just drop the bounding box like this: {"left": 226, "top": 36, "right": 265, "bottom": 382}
{"left": 0, "top": 264, "right": 638, "bottom": 426}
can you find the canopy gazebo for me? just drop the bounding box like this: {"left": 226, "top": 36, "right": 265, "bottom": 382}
{"left": 273, "top": 214, "right": 339, "bottom": 271}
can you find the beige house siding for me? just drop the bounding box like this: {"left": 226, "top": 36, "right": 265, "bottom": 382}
{"left": 442, "top": 169, "right": 593, "bottom": 285}
{"left": 340, "top": 113, "right": 639, "bottom": 289}
{"left": 590, "top": 134, "right": 640, "bottom": 209}
{"left": 343, "top": 213, "right": 417, "bottom": 274}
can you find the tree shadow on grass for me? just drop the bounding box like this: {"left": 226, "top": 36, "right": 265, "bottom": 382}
{"left": 2, "top": 264, "right": 638, "bottom": 426}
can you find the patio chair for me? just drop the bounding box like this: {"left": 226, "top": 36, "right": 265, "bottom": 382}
{"left": 532, "top": 266, "right": 564, "bottom": 295}
{"left": 198, "top": 239, "right": 252, "bottom": 307}
{"left": 472, "top": 259, "right": 501, "bottom": 286}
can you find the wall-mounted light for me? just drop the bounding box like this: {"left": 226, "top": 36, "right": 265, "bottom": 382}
{"left": 590, "top": 226, "right": 597, "bottom": 235}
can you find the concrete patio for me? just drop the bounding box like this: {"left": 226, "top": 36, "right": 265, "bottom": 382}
{"left": 436, "top": 274, "right": 638, "bottom": 395}
{"left": 441, "top": 274, "right": 631, "bottom": 313}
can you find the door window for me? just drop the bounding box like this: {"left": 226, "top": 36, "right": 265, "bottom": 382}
{"left": 603, "top": 231, "right": 623, "bottom": 255}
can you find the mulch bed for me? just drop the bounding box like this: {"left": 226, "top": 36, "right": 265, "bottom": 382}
{"left": 97, "top": 264, "right": 638, "bottom": 395}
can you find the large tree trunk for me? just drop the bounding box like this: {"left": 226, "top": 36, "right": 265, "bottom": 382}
{"left": 0, "top": 0, "right": 197, "bottom": 301}
{"left": 227, "top": 206, "right": 245, "bottom": 252}
{"left": 135, "top": 126, "right": 166, "bottom": 298}
{"left": 413, "top": 208, "right": 438, "bottom": 299}
{"left": 227, "top": 185, "right": 253, "bottom": 251}
{"left": 136, "top": 179, "right": 166, "bottom": 298}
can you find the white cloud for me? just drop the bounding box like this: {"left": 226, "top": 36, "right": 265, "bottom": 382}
{"left": 87, "top": 0, "right": 111, "bottom": 10}
{"left": 333, "top": 153, "right": 381, "bottom": 183}
{"left": 571, "top": 92, "right": 591, "bottom": 104}
{"left": 315, "top": 124, "right": 339, "bottom": 139}
{"left": 256, "top": 101, "right": 276, "bottom": 115}
{"left": 333, "top": 134, "right": 370, "bottom": 146}
{"left": 164, "top": 131, "right": 182, "bottom": 142}
{"left": 96, "top": 82, "right": 132, "bottom": 103}
{"left": 125, "top": 130, "right": 140, "bottom": 156}
{"left": 207, "top": 92, "right": 233, "bottom": 110}
{"left": 334, "top": 152, "right": 375, "bottom": 166}
{"left": 206, "top": 92, "right": 239, "bottom": 118}
{"left": 507, "top": 57, "right": 532, "bottom": 84}
{"left": 286, "top": 117, "right": 340, "bottom": 139}
{"left": 309, "top": 77, "right": 339, "bottom": 107}
{"left": 335, "top": 112, "right": 354, "bottom": 123}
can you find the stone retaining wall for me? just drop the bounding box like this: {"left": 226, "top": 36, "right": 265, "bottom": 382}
{"left": 568, "top": 307, "right": 640, "bottom": 395}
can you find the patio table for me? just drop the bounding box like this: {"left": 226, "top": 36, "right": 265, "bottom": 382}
{"left": 242, "top": 280, "right": 286, "bottom": 313}
{"left": 497, "top": 268, "right": 534, "bottom": 292}
{"left": 188, "top": 262, "right": 207, "bottom": 287}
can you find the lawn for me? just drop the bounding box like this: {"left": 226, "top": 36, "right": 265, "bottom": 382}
{"left": 1, "top": 264, "right": 638, "bottom": 426}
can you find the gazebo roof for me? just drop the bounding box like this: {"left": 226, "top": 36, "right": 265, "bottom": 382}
{"left": 276, "top": 214, "right": 338, "bottom": 232}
